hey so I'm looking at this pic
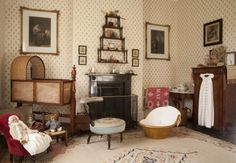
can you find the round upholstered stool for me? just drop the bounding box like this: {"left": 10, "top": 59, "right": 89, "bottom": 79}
{"left": 80, "top": 97, "right": 126, "bottom": 149}
{"left": 89, "top": 118, "right": 125, "bottom": 149}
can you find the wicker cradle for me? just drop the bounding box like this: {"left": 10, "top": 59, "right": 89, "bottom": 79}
{"left": 10, "top": 56, "right": 77, "bottom": 131}
{"left": 11, "top": 55, "right": 45, "bottom": 80}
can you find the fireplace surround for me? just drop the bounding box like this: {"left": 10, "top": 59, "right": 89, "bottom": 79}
{"left": 87, "top": 73, "right": 137, "bottom": 128}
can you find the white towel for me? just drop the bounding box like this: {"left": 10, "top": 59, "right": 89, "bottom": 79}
{"left": 198, "top": 73, "right": 214, "bottom": 128}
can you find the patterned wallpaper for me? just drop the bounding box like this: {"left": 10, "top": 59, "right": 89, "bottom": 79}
{"left": 72, "top": 0, "right": 144, "bottom": 119}
{"left": 1, "top": 0, "right": 73, "bottom": 111}
{"left": 143, "top": 0, "right": 178, "bottom": 88}
{"left": 0, "top": 0, "right": 235, "bottom": 119}
{"left": 0, "top": 0, "right": 144, "bottom": 119}
{"left": 175, "top": 0, "right": 236, "bottom": 86}
{"left": 0, "top": 0, "right": 4, "bottom": 107}
{"left": 143, "top": 0, "right": 236, "bottom": 89}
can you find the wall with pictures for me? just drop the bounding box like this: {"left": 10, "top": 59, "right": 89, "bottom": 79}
{"left": 0, "top": 0, "right": 144, "bottom": 118}
{"left": 175, "top": 0, "right": 236, "bottom": 86}
{"left": 72, "top": 0, "right": 144, "bottom": 118}
{"left": 143, "top": 0, "right": 178, "bottom": 88}
{"left": 1, "top": 0, "right": 235, "bottom": 117}
{"left": 0, "top": 0, "right": 73, "bottom": 111}
{"left": 0, "top": 0, "right": 4, "bottom": 107}
{"left": 143, "top": 0, "right": 236, "bottom": 89}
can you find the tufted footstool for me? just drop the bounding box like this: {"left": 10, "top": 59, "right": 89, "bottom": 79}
{"left": 80, "top": 97, "right": 126, "bottom": 149}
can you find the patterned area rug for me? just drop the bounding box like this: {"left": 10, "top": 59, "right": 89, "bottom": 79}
{"left": 113, "top": 148, "right": 197, "bottom": 163}
{"left": 51, "top": 127, "right": 236, "bottom": 162}
{"left": 1, "top": 127, "right": 236, "bottom": 163}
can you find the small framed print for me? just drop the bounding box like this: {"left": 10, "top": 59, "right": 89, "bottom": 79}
{"left": 132, "top": 58, "right": 139, "bottom": 67}
{"left": 204, "top": 19, "right": 223, "bottom": 46}
{"left": 78, "top": 56, "right": 87, "bottom": 65}
{"left": 78, "top": 45, "right": 87, "bottom": 55}
{"left": 132, "top": 49, "right": 139, "bottom": 58}
{"left": 225, "top": 52, "right": 236, "bottom": 65}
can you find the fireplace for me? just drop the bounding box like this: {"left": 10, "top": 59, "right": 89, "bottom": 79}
{"left": 97, "top": 82, "right": 124, "bottom": 96}
{"left": 87, "top": 73, "right": 137, "bottom": 128}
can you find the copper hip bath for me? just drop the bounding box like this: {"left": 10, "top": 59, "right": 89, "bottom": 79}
{"left": 139, "top": 106, "right": 181, "bottom": 139}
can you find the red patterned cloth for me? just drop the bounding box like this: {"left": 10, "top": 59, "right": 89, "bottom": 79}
{"left": 144, "top": 87, "right": 170, "bottom": 109}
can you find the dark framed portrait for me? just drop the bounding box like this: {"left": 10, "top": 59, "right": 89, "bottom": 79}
{"left": 78, "top": 56, "right": 87, "bottom": 65}
{"left": 204, "top": 19, "right": 223, "bottom": 46}
{"left": 21, "top": 7, "right": 59, "bottom": 55}
{"left": 132, "top": 49, "right": 139, "bottom": 58}
{"left": 132, "top": 58, "right": 139, "bottom": 67}
{"left": 145, "top": 22, "right": 170, "bottom": 60}
{"left": 78, "top": 45, "right": 87, "bottom": 55}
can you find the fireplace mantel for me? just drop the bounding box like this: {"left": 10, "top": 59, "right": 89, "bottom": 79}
{"left": 86, "top": 73, "right": 137, "bottom": 128}
{"left": 86, "top": 73, "right": 136, "bottom": 96}
{"left": 86, "top": 73, "right": 137, "bottom": 76}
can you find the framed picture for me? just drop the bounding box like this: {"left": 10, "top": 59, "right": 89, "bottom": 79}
{"left": 132, "top": 49, "right": 139, "bottom": 58}
{"left": 21, "top": 7, "right": 59, "bottom": 55}
{"left": 204, "top": 19, "right": 223, "bottom": 46}
{"left": 78, "top": 56, "right": 87, "bottom": 65}
{"left": 145, "top": 22, "right": 170, "bottom": 60}
{"left": 225, "top": 52, "right": 236, "bottom": 65}
{"left": 132, "top": 59, "right": 139, "bottom": 67}
{"left": 78, "top": 45, "right": 87, "bottom": 55}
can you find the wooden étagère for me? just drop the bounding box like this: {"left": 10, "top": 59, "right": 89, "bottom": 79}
{"left": 98, "top": 14, "right": 128, "bottom": 63}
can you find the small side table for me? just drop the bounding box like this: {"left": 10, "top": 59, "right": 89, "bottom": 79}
{"left": 169, "top": 90, "right": 194, "bottom": 125}
{"left": 44, "top": 130, "right": 68, "bottom": 146}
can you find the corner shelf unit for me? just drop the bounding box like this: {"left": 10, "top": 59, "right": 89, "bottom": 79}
{"left": 98, "top": 15, "right": 128, "bottom": 64}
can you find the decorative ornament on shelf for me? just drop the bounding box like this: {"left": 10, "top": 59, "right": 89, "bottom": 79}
{"left": 108, "top": 42, "right": 115, "bottom": 50}
{"left": 101, "top": 10, "right": 126, "bottom": 20}
{"left": 89, "top": 67, "right": 95, "bottom": 74}
{"left": 205, "top": 45, "right": 227, "bottom": 66}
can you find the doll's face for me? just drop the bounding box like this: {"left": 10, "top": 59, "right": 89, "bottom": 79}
{"left": 28, "top": 115, "right": 33, "bottom": 120}
{"left": 9, "top": 115, "right": 19, "bottom": 124}
{"left": 51, "top": 116, "right": 56, "bottom": 121}
{"left": 12, "top": 117, "right": 18, "bottom": 123}
{"left": 49, "top": 114, "right": 58, "bottom": 121}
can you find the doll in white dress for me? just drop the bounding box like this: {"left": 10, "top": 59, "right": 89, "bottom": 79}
{"left": 8, "top": 115, "right": 52, "bottom": 155}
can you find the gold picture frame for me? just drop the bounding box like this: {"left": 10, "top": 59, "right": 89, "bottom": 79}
{"left": 132, "top": 49, "right": 139, "bottom": 58}
{"left": 145, "top": 22, "right": 170, "bottom": 60}
{"left": 78, "top": 56, "right": 87, "bottom": 65}
{"left": 78, "top": 45, "right": 87, "bottom": 55}
{"left": 132, "top": 59, "right": 139, "bottom": 67}
{"left": 21, "top": 7, "right": 59, "bottom": 55}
